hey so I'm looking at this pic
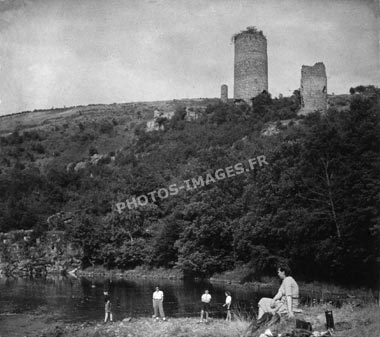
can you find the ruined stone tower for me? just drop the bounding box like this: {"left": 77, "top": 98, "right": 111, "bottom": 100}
{"left": 221, "top": 84, "right": 228, "bottom": 102}
{"left": 300, "top": 62, "right": 327, "bottom": 114}
{"left": 233, "top": 26, "right": 268, "bottom": 102}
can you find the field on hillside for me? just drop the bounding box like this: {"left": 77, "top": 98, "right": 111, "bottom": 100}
{"left": 0, "top": 98, "right": 219, "bottom": 173}
{"left": 0, "top": 98, "right": 220, "bottom": 136}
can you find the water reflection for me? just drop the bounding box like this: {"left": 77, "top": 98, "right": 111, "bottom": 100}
{"left": 0, "top": 275, "right": 272, "bottom": 322}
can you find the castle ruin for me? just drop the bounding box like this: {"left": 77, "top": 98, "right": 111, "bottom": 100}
{"left": 233, "top": 27, "right": 268, "bottom": 102}
{"left": 221, "top": 84, "right": 228, "bottom": 102}
{"left": 300, "top": 62, "right": 327, "bottom": 114}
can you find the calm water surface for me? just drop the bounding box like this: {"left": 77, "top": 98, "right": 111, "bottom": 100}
{"left": 0, "top": 276, "right": 275, "bottom": 322}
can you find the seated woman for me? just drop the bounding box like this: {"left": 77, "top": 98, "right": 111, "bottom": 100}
{"left": 257, "top": 266, "right": 299, "bottom": 319}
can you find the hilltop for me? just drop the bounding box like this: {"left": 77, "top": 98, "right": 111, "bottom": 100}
{"left": 0, "top": 98, "right": 219, "bottom": 173}
{"left": 0, "top": 94, "right": 350, "bottom": 135}
{"left": 0, "top": 98, "right": 220, "bottom": 135}
{"left": 0, "top": 94, "right": 350, "bottom": 171}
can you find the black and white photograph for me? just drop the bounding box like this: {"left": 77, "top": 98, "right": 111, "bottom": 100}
{"left": 0, "top": 0, "right": 379, "bottom": 336}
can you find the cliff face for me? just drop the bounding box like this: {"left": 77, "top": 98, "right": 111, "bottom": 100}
{"left": 0, "top": 229, "right": 82, "bottom": 276}
{"left": 300, "top": 62, "right": 327, "bottom": 115}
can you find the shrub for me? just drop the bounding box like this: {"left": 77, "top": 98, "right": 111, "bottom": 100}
{"left": 99, "top": 119, "right": 114, "bottom": 134}
{"left": 89, "top": 147, "right": 98, "bottom": 156}
{"left": 31, "top": 142, "right": 45, "bottom": 154}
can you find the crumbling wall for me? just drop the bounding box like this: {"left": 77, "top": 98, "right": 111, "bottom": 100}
{"left": 300, "top": 62, "right": 327, "bottom": 114}
{"left": 233, "top": 27, "right": 268, "bottom": 102}
{"left": 221, "top": 84, "right": 228, "bottom": 103}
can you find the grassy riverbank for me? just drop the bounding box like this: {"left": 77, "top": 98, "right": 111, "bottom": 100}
{"left": 3, "top": 303, "right": 377, "bottom": 337}
{"left": 211, "top": 266, "right": 379, "bottom": 305}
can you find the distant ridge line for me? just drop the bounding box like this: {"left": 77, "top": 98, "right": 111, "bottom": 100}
{"left": 0, "top": 97, "right": 220, "bottom": 119}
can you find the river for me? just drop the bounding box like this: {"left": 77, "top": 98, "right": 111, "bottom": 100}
{"left": 0, "top": 275, "right": 276, "bottom": 323}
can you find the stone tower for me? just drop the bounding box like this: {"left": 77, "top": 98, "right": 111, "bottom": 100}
{"left": 233, "top": 26, "right": 268, "bottom": 102}
{"left": 300, "top": 62, "right": 327, "bottom": 115}
{"left": 221, "top": 84, "right": 228, "bottom": 102}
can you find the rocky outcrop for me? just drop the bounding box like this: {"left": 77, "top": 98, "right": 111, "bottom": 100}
{"left": 146, "top": 109, "right": 175, "bottom": 131}
{"left": 184, "top": 107, "right": 201, "bottom": 121}
{"left": 74, "top": 161, "right": 87, "bottom": 171}
{"left": 0, "top": 229, "right": 82, "bottom": 276}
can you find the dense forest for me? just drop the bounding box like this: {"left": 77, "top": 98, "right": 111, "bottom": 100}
{"left": 0, "top": 86, "right": 379, "bottom": 287}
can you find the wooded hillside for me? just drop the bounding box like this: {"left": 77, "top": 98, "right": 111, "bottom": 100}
{"left": 0, "top": 88, "right": 379, "bottom": 287}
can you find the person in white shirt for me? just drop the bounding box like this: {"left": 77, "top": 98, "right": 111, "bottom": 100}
{"left": 223, "top": 291, "right": 232, "bottom": 321}
{"left": 257, "top": 266, "right": 299, "bottom": 319}
{"left": 199, "top": 290, "right": 212, "bottom": 323}
{"left": 152, "top": 286, "right": 166, "bottom": 320}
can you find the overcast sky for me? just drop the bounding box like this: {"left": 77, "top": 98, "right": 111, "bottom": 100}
{"left": 0, "top": 0, "right": 379, "bottom": 115}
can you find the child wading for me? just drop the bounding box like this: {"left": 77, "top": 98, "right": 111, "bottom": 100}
{"left": 104, "top": 297, "right": 113, "bottom": 323}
